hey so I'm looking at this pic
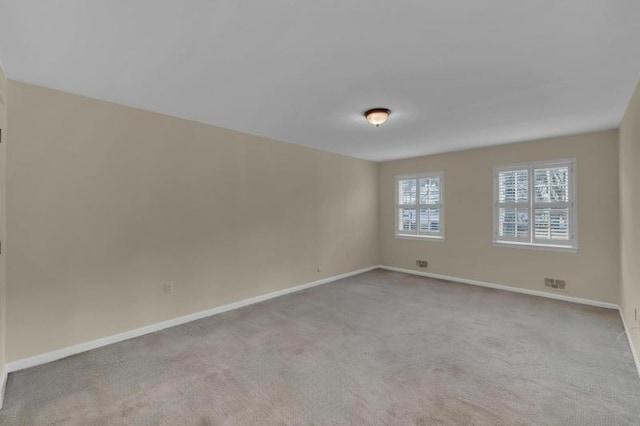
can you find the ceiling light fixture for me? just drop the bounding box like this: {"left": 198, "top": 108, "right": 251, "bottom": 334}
{"left": 364, "top": 108, "right": 391, "bottom": 127}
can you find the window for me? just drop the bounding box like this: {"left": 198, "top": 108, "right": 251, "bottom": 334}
{"left": 396, "top": 172, "right": 444, "bottom": 239}
{"left": 494, "top": 159, "right": 576, "bottom": 251}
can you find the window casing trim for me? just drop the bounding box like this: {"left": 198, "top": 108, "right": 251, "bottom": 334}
{"left": 493, "top": 158, "right": 577, "bottom": 251}
{"left": 395, "top": 172, "right": 445, "bottom": 240}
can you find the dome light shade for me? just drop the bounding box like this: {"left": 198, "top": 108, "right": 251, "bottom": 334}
{"left": 364, "top": 108, "right": 391, "bottom": 127}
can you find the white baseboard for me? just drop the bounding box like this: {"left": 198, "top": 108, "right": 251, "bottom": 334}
{"left": 619, "top": 308, "right": 640, "bottom": 378}
{"left": 379, "top": 265, "right": 619, "bottom": 310}
{"left": 6, "top": 265, "right": 378, "bottom": 373}
{"left": 0, "top": 366, "right": 7, "bottom": 409}
{"left": 5, "top": 264, "right": 639, "bottom": 384}
{"left": 379, "top": 264, "right": 640, "bottom": 377}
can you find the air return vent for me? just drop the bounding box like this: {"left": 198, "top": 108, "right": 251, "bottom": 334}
{"left": 544, "top": 278, "right": 567, "bottom": 290}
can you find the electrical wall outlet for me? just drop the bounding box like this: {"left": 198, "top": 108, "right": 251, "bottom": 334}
{"left": 416, "top": 260, "right": 428, "bottom": 268}
{"left": 163, "top": 282, "right": 174, "bottom": 295}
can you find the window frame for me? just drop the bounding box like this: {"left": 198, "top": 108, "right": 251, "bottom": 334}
{"left": 395, "top": 171, "right": 445, "bottom": 241}
{"left": 493, "top": 158, "right": 577, "bottom": 253}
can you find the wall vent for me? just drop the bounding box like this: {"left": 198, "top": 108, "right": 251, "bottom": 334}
{"left": 544, "top": 278, "right": 567, "bottom": 290}
{"left": 416, "top": 260, "right": 428, "bottom": 268}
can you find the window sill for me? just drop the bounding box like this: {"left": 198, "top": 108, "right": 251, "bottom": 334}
{"left": 493, "top": 241, "right": 578, "bottom": 253}
{"left": 395, "top": 234, "right": 445, "bottom": 242}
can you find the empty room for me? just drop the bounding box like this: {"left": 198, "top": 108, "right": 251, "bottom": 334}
{"left": 0, "top": 1, "right": 639, "bottom": 425}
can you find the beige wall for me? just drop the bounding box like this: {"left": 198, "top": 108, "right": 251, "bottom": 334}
{"left": 6, "top": 81, "right": 379, "bottom": 362}
{"left": 0, "top": 66, "right": 7, "bottom": 385}
{"left": 620, "top": 80, "right": 640, "bottom": 359}
{"left": 3, "top": 78, "right": 634, "bottom": 366}
{"left": 379, "top": 131, "right": 620, "bottom": 304}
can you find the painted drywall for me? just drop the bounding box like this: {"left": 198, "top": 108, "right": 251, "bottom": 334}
{"left": 379, "top": 131, "right": 620, "bottom": 304}
{"left": 619, "top": 80, "right": 640, "bottom": 359}
{"left": 0, "top": 65, "right": 7, "bottom": 399}
{"left": 6, "top": 81, "right": 379, "bottom": 362}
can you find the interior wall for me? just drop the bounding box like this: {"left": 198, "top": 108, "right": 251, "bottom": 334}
{"left": 379, "top": 130, "right": 620, "bottom": 304}
{"left": 6, "top": 81, "right": 379, "bottom": 362}
{"left": 0, "top": 65, "right": 7, "bottom": 396}
{"left": 619, "top": 80, "right": 640, "bottom": 360}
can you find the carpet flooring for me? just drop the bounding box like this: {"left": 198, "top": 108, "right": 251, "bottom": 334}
{"left": 1, "top": 269, "right": 639, "bottom": 425}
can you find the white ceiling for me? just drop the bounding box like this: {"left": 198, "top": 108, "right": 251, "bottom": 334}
{"left": 1, "top": 1, "right": 640, "bottom": 161}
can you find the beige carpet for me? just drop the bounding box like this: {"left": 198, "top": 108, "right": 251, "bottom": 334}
{"left": 1, "top": 269, "right": 639, "bottom": 425}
